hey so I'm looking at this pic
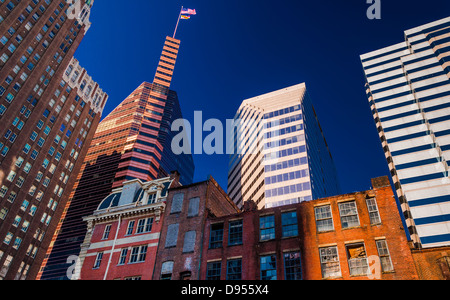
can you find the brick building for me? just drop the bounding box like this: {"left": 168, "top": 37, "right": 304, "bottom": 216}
{"left": 77, "top": 173, "right": 181, "bottom": 280}
{"left": 199, "top": 176, "right": 419, "bottom": 280}
{"left": 152, "top": 176, "right": 240, "bottom": 280}
{"left": 411, "top": 246, "right": 450, "bottom": 280}
{"left": 0, "top": 0, "right": 108, "bottom": 280}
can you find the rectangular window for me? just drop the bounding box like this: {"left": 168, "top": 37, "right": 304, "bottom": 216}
{"left": 183, "top": 231, "right": 196, "bottom": 253}
{"left": 0, "top": 185, "right": 7, "bottom": 197}
{"left": 284, "top": 252, "right": 302, "bottom": 280}
{"left": 165, "top": 224, "right": 179, "bottom": 248}
{"left": 227, "top": 258, "right": 242, "bottom": 280}
{"left": 118, "top": 249, "right": 128, "bottom": 265}
{"left": 12, "top": 237, "right": 22, "bottom": 250}
{"left": 206, "top": 261, "right": 221, "bottom": 280}
{"left": 315, "top": 205, "right": 334, "bottom": 232}
{"left": 170, "top": 193, "right": 184, "bottom": 214}
{"left": 102, "top": 225, "right": 112, "bottom": 240}
{"left": 209, "top": 223, "right": 224, "bottom": 249}
{"left": 0, "top": 208, "right": 8, "bottom": 220}
{"left": 376, "top": 240, "right": 394, "bottom": 272}
{"left": 366, "top": 198, "right": 382, "bottom": 225}
{"left": 136, "top": 218, "right": 153, "bottom": 234}
{"left": 129, "top": 245, "right": 148, "bottom": 264}
{"left": 126, "top": 220, "right": 135, "bottom": 235}
{"left": 282, "top": 211, "right": 298, "bottom": 238}
{"left": 228, "top": 219, "right": 243, "bottom": 246}
{"left": 3, "top": 232, "right": 13, "bottom": 245}
{"left": 346, "top": 243, "right": 369, "bottom": 276}
{"left": 319, "top": 246, "right": 341, "bottom": 279}
{"left": 339, "top": 201, "right": 360, "bottom": 229}
{"left": 93, "top": 252, "right": 103, "bottom": 269}
{"left": 260, "top": 215, "right": 275, "bottom": 241}
{"left": 260, "top": 255, "right": 277, "bottom": 280}
{"left": 187, "top": 197, "right": 200, "bottom": 217}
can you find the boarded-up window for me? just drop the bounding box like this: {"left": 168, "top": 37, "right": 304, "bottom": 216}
{"left": 188, "top": 197, "right": 200, "bottom": 217}
{"left": 161, "top": 261, "right": 174, "bottom": 280}
{"left": 171, "top": 193, "right": 184, "bottom": 214}
{"left": 183, "top": 231, "right": 196, "bottom": 253}
{"left": 165, "top": 224, "right": 179, "bottom": 248}
{"left": 346, "top": 243, "right": 368, "bottom": 276}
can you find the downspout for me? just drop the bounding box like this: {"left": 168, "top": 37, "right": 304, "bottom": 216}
{"left": 197, "top": 179, "right": 211, "bottom": 280}
{"left": 103, "top": 214, "right": 121, "bottom": 280}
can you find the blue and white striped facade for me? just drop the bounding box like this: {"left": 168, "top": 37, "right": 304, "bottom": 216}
{"left": 227, "top": 83, "right": 340, "bottom": 210}
{"left": 361, "top": 17, "right": 450, "bottom": 248}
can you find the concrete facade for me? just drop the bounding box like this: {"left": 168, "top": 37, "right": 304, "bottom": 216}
{"left": 361, "top": 17, "right": 450, "bottom": 248}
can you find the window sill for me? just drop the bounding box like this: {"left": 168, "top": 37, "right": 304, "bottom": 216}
{"left": 349, "top": 274, "right": 369, "bottom": 278}
{"left": 208, "top": 246, "right": 223, "bottom": 250}
{"left": 322, "top": 276, "right": 343, "bottom": 280}
{"left": 259, "top": 239, "right": 275, "bottom": 243}
{"left": 316, "top": 230, "right": 335, "bottom": 234}
{"left": 341, "top": 226, "right": 361, "bottom": 231}
{"left": 127, "top": 261, "right": 145, "bottom": 265}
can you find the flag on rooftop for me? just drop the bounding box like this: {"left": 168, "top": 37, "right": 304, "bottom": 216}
{"left": 181, "top": 8, "right": 196, "bottom": 15}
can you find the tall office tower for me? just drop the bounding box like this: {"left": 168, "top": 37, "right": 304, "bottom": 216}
{"left": 0, "top": 1, "right": 103, "bottom": 280}
{"left": 38, "top": 36, "right": 195, "bottom": 280}
{"left": 228, "top": 83, "right": 340, "bottom": 209}
{"left": 361, "top": 17, "right": 450, "bottom": 249}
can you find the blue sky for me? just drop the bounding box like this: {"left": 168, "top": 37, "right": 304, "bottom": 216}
{"left": 74, "top": 0, "right": 450, "bottom": 194}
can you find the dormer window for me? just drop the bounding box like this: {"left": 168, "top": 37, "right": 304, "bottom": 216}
{"left": 148, "top": 193, "right": 157, "bottom": 204}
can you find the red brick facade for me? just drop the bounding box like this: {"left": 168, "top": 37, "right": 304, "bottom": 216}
{"left": 411, "top": 246, "right": 450, "bottom": 280}
{"left": 152, "top": 176, "right": 240, "bottom": 280}
{"left": 77, "top": 175, "right": 450, "bottom": 280}
{"left": 199, "top": 176, "right": 419, "bottom": 280}
{"left": 78, "top": 174, "right": 180, "bottom": 280}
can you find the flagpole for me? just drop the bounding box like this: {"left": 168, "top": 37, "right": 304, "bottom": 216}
{"left": 173, "top": 6, "right": 183, "bottom": 39}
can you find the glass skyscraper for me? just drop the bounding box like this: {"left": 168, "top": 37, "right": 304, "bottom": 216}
{"left": 361, "top": 17, "right": 450, "bottom": 248}
{"left": 228, "top": 83, "right": 340, "bottom": 209}
{"left": 38, "top": 36, "right": 195, "bottom": 280}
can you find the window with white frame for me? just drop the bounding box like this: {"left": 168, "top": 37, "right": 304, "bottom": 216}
{"left": 93, "top": 252, "right": 104, "bottom": 269}
{"left": 129, "top": 245, "right": 148, "bottom": 264}
{"left": 366, "top": 198, "right": 381, "bottom": 225}
{"left": 319, "top": 246, "right": 341, "bottom": 278}
{"left": 315, "top": 205, "right": 333, "bottom": 232}
{"left": 102, "top": 225, "right": 112, "bottom": 240}
{"left": 346, "top": 243, "right": 369, "bottom": 276}
{"left": 376, "top": 239, "right": 394, "bottom": 272}
{"left": 136, "top": 218, "right": 153, "bottom": 234}
{"left": 338, "top": 201, "right": 360, "bottom": 229}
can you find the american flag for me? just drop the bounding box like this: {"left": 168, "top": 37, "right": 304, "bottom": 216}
{"left": 181, "top": 8, "right": 196, "bottom": 15}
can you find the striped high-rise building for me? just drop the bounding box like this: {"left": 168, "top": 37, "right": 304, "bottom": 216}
{"left": 227, "top": 83, "right": 340, "bottom": 209}
{"left": 361, "top": 17, "right": 450, "bottom": 248}
{"left": 38, "top": 36, "right": 195, "bottom": 280}
{"left": 0, "top": 0, "right": 106, "bottom": 280}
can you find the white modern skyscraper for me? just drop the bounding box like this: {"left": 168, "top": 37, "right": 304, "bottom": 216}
{"left": 227, "top": 83, "right": 340, "bottom": 209}
{"left": 361, "top": 17, "right": 450, "bottom": 248}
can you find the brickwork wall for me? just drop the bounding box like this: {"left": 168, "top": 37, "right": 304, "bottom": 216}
{"left": 299, "top": 182, "right": 418, "bottom": 280}
{"left": 152, "top": 177, "right": 240, "bottom": 280}
{"left": 199, "top": 177, "right": 419, "bottom": 280}
{"left": 411, "top": 246, "right": 450, "bottom": 280}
